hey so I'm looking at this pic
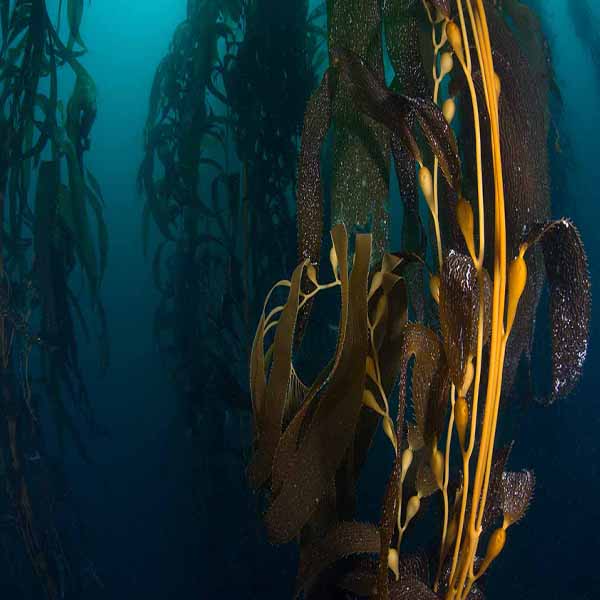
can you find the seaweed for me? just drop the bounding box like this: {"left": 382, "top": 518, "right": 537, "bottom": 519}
{"left": 248, "top": 2, "right": 590, "bottom": 599}
{"left": 138, "top": 0, "right": 319, "bottom": 592}
{"left": 0, "top": 2, "right": 106, "bottom": 596}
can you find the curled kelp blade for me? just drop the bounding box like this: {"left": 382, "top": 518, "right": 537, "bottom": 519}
{"left": 481, "top": 442, "right": 514, "bottom": 531}
{"left": 439, "top": 252, "right": 480, "bottom": 389}
{"left": 264, "top": 233, "right": 372, "bottom": 544}
{"left": 294, "top": 521, "right": 380, "bottom": 599}
{"left": 330, "top": 47, "right": 461, "bottom": 191}
{"left": 269, "top": 225, "right": 350, "bottom": 498}
{"left": 523, "top": 219, "right": 591, "bottom": 400}
{"left": 247, "top": 261, "right": 305, "bottom": 489}
{"left": 501, "top": 470, "right": 535, "bottom": 526}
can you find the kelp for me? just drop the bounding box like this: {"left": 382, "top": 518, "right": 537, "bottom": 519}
{"left": 522, "top": 219, "right": 591, "bottom": 401}
{"left": 327, "top": 0, "right": 390, "bottom": 261}
{"left": 138, "top": 0, "right": 241, "bottom": 411}
{"left": 139, "top": 0, "right": 319, "bottom": 593}
{"left": 330, "top": 48, "right": 460, "bottom": 192}
{"left": 249, "top": 1, "right": 590, "bottom": 599}
{"left": 139, "top": 0, "right": 317, "bottom": 397}
{"left": 0, "top": 1, "right": 106, "bottom": 596}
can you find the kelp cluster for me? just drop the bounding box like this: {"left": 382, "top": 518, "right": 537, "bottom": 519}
{"left": 248, "top": 1, "right": 590, "bottom": 599}
{"left": 139, "top": 0, "right": 322, "bottom": 397}
{"left": 0, "top": 1, "right": 107, "bottom": 597}
{"left": 138, "top": 0, "right": 322, "bottom": 591}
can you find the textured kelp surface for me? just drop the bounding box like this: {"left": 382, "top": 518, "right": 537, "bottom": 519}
{"left": 523, "top": 219, "right": 591, "bottom": 400}
{"left": 327, "top": 0, "right": 390, "bottom": 260}
{"left": 250, "top": 1, "right": 591, "bottom": 599}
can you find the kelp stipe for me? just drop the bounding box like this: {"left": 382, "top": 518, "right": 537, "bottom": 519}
{"left": 248, "top": 1, "right": 590, "bottom": 598}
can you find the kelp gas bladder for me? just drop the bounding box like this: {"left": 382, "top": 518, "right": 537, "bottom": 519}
{"left": 248, "top": 1, "right": 590, "bottom": 599}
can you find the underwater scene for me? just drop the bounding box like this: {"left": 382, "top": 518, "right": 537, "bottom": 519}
{"left": 0, "top": 0, "right": 599, "bottom": 598}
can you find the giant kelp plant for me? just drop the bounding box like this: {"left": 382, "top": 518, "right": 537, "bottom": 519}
{"left": 138, "top": 0, "right": 321, "bottom": 591}
{"left": 0, "top": 1, "right": 107, "bottom": 597}
{"left": 248, "top": 1, "right": 591, "bottom": 599}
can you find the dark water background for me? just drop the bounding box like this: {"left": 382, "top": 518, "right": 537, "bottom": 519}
{"left": 16, "top": 1, "right": 600, "bottom": 598}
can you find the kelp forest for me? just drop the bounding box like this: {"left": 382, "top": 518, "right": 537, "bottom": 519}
{"left": 0, "top": 0, "right": 107, "bottom": 597}
{"left": 0, "top": 0, "right": 598, "bottom": 599}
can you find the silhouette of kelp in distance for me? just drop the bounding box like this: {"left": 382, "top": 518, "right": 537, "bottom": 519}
{"left": 0, "top": 1, "right": 107, "bottom": 597}
{"left": 138, "top": 0, "right": 322, "bottom": 404}
{"left": 248, "top": 1, "right": 590, "bottom": 599}
{"left": 138, "top": 0, "right": 322, "bottom": 591}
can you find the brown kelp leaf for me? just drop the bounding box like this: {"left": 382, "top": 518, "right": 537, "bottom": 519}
{"left": 501, "top": 470, "right": 535, "bottom": 526}
{"left": 391, "top": 251, "right": 428, "bottom": 325}
{"left": 410, "top": 95, "right": 461, "bottom": 193}
{"left": 369, "top": 271, "right": 400, "bottom": 352}
{"left": 328, "top": 0, "right": 390, "bottom": 260}
{"left": 296, "top": 70, "right": 332, "bottom": 344}
{"left": 389, "top": 576, "right": 438, "bottom": 600}
{"left": 439, "top": 252, "right": 480, "bottom": 389}
{"left": 523, "top": 219, "right": 591, "bottom": 400}
{"left": 297, "top": 69, "right": 332, "bottom": 267}
{"left": 501, "top": 0, "right": 551, "bottom": 87}
{"left": 482, "top": 442, "right": 514, "bottom": 531}
{"left": 384, "top": 4, "right": 428, "bottom": 268}
{"left": 384, "top": 7, "right": 428, "bottom": 100}
{"left": 330, "top": 47, "right": 461, "bottom": 191}
{"left": 249, "top": 313, "right": 267, "bottom": 425}
{"left": 270, "top": 225, "right": 350, "bottom": 497}
{"left": 295, "top": 521, "right": 380, "bottom": 598}
{"left": 264, "top": 233, "right": 372, "bottom": 543}
{"left": 397, "top": 552, "right": 430, "bottom": 584}
{"left": 337, "top": 557, "right": 378, "bottom": 597}
{"left": 247, "top": 261, "right": 305, "bottom": 488}
{"left": 407, "top": 423, "right": 424, "bottom": 451}
{"left": 377, "top": 273, "right": 409, "bottom": 394}
{"left": 286, "top": 367, "right": 309, "bottom": 425}
{"left": 402, "top": 324, "right": 448, "bottom": 446}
